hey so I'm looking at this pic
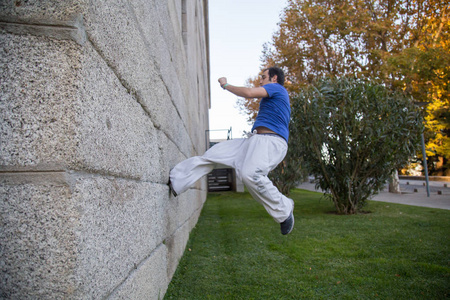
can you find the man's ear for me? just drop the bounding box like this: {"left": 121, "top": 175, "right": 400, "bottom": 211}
{"left": 271, "top": 75, "right": 278, "bottom": 83}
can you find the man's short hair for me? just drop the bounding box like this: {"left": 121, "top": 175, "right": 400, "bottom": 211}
{"left": 264, "top": 67, "right": 285, "bottom": 86}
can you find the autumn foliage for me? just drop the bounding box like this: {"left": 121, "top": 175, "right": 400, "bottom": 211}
{"left": 237, "top": 0, "right": 449, "bottom": 174}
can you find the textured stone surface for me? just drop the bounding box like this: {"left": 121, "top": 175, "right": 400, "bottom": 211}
{"left": 165, "top": 195, "right": 205, "bottom": 281}
{"left": 0, "top": 1, "right": 86, "bottom": 23}
{"left": 73, "top": 175, "right": 167, "bottom": 298}
{"left": 0, "top": 33, "right": 167, "bottom": 182}
{"left": 109, "top": 190, "right": 206, "bottom": 300}
{"left": 0, "top": 173, "right": 80, "bottom": 299}
{"left": 0, "top": 171, "right": 207, "bottom": 299}
{"left": 76, "top": 43, "right": 166, "bottom": 182}
{"left": 83, "top": 0, "right": 197, "bottom": 157}
{"left": 108, "top": 245, "right": 169, "bottom": 300}
{"left": 0, "top": 0, "right": 209, "bottom": 298}
{"left": 0, "top": 32, "right": 81, "bottom": 169}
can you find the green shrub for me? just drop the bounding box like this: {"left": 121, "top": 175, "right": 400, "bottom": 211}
{"left": 292, "top": 78, "right": 423, "bottom": 214}
{"left": 269, "top": 135, "right": 307, "bottom": 196}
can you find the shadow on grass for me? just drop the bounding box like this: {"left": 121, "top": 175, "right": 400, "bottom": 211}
{"left": 165, "top": 189, "right": 450, "bottom": 299}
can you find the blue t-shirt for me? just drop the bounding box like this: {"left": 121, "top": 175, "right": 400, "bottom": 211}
{"left": 252, "top": 83, "right": 290, "bottom": 141}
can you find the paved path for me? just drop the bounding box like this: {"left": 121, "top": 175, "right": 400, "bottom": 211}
{"left": 297, "top": 179, "right": 450, "bottom": 210}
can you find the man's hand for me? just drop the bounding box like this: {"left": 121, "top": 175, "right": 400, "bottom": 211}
{"left": 218, "top": 77, "right": 227, "bottom": 87}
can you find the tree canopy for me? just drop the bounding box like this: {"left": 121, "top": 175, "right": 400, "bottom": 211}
{"left": 265, "top": 0, "right": 448, "bottom": 88}
{"left": 238, "top": 0, "right": 449, "bottom": 174}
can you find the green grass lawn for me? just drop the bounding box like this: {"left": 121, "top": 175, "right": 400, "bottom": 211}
{"left": 164, "top": 189, "right": 449, "bottom": 299}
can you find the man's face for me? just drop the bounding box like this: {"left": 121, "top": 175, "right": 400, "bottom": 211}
{"left": 260, "top": 70, "right": 272, "bottom": 86}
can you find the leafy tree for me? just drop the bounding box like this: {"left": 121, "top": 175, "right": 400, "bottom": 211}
{"left": 259, "top": 0, "right": 449, "bottom": 174}
{"left": 383, "top": 1, "right": 450, "bottom": 173}
{"left": 268, "top": 123, "right": 307, "bottom": 196}
{"left": 265, "top": 0, "right": 447, "bottom": 86}
{"left": 292, "top": 78, "right": 422, "bottom": 214}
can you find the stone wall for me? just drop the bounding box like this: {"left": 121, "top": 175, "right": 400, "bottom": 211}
{"left": 0, "top": 1, "right": 210, "bottom": 298}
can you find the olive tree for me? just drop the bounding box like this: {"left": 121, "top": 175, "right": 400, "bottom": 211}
{"left": 293, "top": 78, "right": 423, "bottom": 214}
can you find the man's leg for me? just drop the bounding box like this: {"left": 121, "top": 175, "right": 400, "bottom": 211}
{"left": 240, "top": 135, "right": 294, "bottom": 224}
{"left": 169, "top": 138, "right": 249, "bottom": 196}
{"left": 169, "top": 156, "right": 215, "bottom": 196}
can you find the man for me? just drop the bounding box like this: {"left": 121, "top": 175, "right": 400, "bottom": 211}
{"left": 169, "top": 67, "right": 294, "bottom": 235}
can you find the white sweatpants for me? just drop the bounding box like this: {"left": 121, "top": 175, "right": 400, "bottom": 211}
{"left": 169, "top": 134, "right": 294, "bottom": 223}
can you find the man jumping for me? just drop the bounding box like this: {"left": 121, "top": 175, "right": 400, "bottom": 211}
{"left": 169, "top": 67, "right": 294, "bottom": 235}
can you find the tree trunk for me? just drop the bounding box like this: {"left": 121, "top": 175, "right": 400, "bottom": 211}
{"left": 389, "top": 169, "right": 401, "bottom": 194}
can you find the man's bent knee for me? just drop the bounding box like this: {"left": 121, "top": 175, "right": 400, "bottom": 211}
{"left": 242, "top": 168, "right": 267, "bottom": 192}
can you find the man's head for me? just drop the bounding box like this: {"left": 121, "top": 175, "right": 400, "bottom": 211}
{"left": 260, "top": 67, "right": 285, "bottom": 86}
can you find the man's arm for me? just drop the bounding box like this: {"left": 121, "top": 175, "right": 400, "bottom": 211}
{"left": 218, "top": 77, "right": 268, "bottom": 98}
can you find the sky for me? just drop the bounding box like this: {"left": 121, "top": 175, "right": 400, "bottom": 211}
{"left": 208, "top": 0, "right": 288, "bottom": 140}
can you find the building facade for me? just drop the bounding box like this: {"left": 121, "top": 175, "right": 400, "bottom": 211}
{"left": 0, "top": 1, "right": 210, "bottom": 298}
